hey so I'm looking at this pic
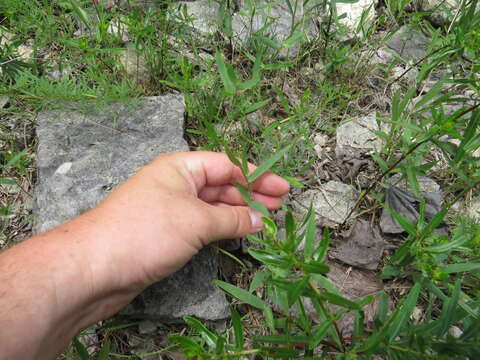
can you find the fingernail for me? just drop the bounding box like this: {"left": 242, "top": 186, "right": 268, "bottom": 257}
{"left": 249, "top": 210, "right": 264, "bottom": 233}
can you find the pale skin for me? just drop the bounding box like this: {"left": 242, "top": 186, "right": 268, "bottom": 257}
{"left": 0, "top": 151, "right": 289, "bottom": 360}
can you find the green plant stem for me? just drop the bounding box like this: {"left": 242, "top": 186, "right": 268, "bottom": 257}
{"left": 343, "top": 101, "right": 480, "bottom": 225}
{"left": 308, "top": 280, "right": 345, "bottom": 352}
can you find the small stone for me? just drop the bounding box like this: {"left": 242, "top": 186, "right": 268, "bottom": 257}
{"left": 107, "top": 17, "right": 129, "bottom": 42}
{"left": 335, "top": 113, "right": 388, "bottom": 157}
{"left": 411, "top": 306, "right": 423, "bottom": 322}
{"left": 386, "top": 25, "right": 429, "bottom": 62}
{"left": 314, "top": 133, "right": 328, "bottom": 147}
{"left": 0, "top": 96, "right": 8, "bottom": 108}
{"left": 0, "top": 232, "right": 7, "bottom": 248}
{"left": 416, "top": 0, "right": 461, "bottom": 26}
{"left": 294, "top": 181, "right": 358, "bottom": 227}
{"left": 55, "top": 162, "right": 73, "bottom": 175}
{"left": 232, "top": 0, "right": 313, "bottom": 57}
{"left": 0, "top": 183, "right": 19, "bottom": 195}
{"left": 118, "top": 47, "right": 148, "bottom": 78}
{"left": 336, "top": 0, "right": 376, "bottom": 32}
{"left": 173, "top": 0, "right": 220, "bottom": 36}
{"left": 18, "top": 43, "right": 34, "bottom": 62}
{"left": 449, "top": 325, "right": 463, "bottom": 338}
{"left": 246, "top": 111, "right": 262, "bottom": 130}
{"left": 138, "top": 320, "right": 158, "bottom": 335}
{"left": 466, "top": 198, "right": 480, "bottom": 223}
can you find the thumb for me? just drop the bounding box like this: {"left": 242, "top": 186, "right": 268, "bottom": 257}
{"left": 204, "top": 205, "right": 265, "bottom": 242}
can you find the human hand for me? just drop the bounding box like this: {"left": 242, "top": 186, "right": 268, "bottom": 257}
{"left": 88, "top": 151, "right": 290, "bottom": 291}
{"left": 0, "top": 151, "right": 289, "bottom": 360}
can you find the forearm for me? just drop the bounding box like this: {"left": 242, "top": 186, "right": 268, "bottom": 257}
{"left": 0, "top": 211, "right": 137, "bottom": 360}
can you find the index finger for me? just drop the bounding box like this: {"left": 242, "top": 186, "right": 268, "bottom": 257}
{"left": 179, "top": 151, "right": 290, "bottom": 196}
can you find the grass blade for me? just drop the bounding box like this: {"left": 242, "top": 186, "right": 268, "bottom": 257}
{"left": 214, "top": 280, "right": 267, "bottom": 310}
{"left": 247, "top": 144, "right": 292, "bottom": 183}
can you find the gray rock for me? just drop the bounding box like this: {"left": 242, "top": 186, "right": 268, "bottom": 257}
{"left": 380, "top": 174, "right": 443, "bottom": 234}
{"left": 34, "top": 96, "right": 229, "bottom": 321}
{"left": 294, "top": 181, "right": 358, "bottom": 227}
{"left": 118, "top": 46, "right": 149, "bottom": 78}
{"left": 416, "top": 0, "right": 459, "bottom": 26}
{"left": 0, "top": 96, "right": 8, "bottom": 108}
{"left": 171, "top": 0, "right": 220, "bottom": 37}
{"left": 330, "top": 220, "right": 385, "bottom": 270}
{"left": 386, "top": 25, "right": 429, "bottom": 62}
{"left": 232, "top": 0, "right": 314, "bottom": 57}
{"left": 300, "top": 262, "right": 383, "bottom": 336}
{"left": 138, "top": 320, "right": 158, "bottom": 335}
{"left": 466, "top": 198, "right": 480, "bottom": 223}
{"left": 335, "top": 113, "right": 388, "bottom": 157}
{"left": 336, "top": 0, "right": 376, "bottom": 33}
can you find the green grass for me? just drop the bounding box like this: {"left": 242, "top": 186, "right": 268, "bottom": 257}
{"left": 1, "top": 0, "right": 479, "bottom": 358}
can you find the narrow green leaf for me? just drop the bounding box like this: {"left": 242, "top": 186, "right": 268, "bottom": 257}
{"left": 284, "top": 210, "right": 296, "bottom": 251}
{"left": 436, "top": 280, "right": 461, "bottom": 336}
{"left": 375, "top": 291, "right": 389, "bottom": 328}
{"left": 281, "top": 31, "right": 305, "bottom": 49}
{"left": 73, "top": 337, "right": 90, "bottom": 360}
{"left": 385, "top": 205, "right": 416, "bottom": 234}
{"left": 321, "top": 291, "right": 360, "bottom": 310}
{"left": 249, "top": 270, "right": 270, "bottom": 293}
{"left": 388, "top": 282, "right": 421, "bottom": 341}
{"left": 235, "top": 183, "right": 270, "bottom": 216}
{"left": 254, "top": 334, "right": 311, "bottom": 345}
{"left": 214, "top": 280, "right": 267, "bottom": 310}
{"left": 243, "top": 99, "right": 270, "bottom": 115}
{"left": 263, "top": 307, "right": 275, "bottom": 332}
{"left": 4, "top": 149, "right": 27, "bottom": 169}
{"left": 68, "top": 0, "right": 91, "bottom": 30}
{"left": 248, "top": 248, "right": 291, "bottom": 269}
{"left": 441, "top": 262, "right": 480, "bottom": 273}
{"left": 287, "top": 279, "right": 307, "bottom": 307}
{"left": 231, "top": 307, "right": 244, "bottom": 350}
{"left": 0, "top": 178, "right": 16, "bottom": 185}
{"left": 283, "top": 175, "right": 304, "bottom": 187}
{"left": 215, "top": 51, "right": 236, "bottom": 95}
{"left": 419, "top": 207, "right": 448, "bottom": 239}
{"left": 225, "top": 147, "right": 243, "bottom": 169}
{"left": 314, "top": 227, "right": 330, "bottom": 262}
{"left": 250, "top": 201, "right": 270, "bottom": 217}
{"left": 300, "top": 261, "right": 330, "bottom": 275}
{"left": 303, "top": 206, "right": 316, "bottom": 261}
{"left": 96, "top": 341, "right": 111, "bottom": 360}
{"left": 169, "top": 335, "right": 204, "bottom": 356}
{"left": 184, "top": 316, "right": 218, "bottom": 349}
{"left": 247, "top": 145, "right": 292, "bottom": 183}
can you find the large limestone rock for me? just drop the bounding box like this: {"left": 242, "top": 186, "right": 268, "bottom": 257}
{"left": 34, "top": 96, "right": 229, "bottom": 321}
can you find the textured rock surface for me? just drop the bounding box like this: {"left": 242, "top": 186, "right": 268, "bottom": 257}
{"left": 335, "top": 113, "right": 388, "bottom": 157}
{"left": 380, "top": 174, "right": 443, "bottom": 234}
{"left": 294, "top": 181, "right": 358, "bottom": 226}
{"left": 34, "top": 96, "right": 229, "bottom": 321}
{"left": 232, "top": 1, "right": 304, "bottom": 50}
{"left": 386, "top": 25, "right": 429, "bottom": 61}
{"left": 330, "top": 220, "right": 385, "bottom": 270}
{"left": 336, "top": 0, "right": 376, "bottom": 32}
{"left": 174, "top": 0, "right": 220, "bottom": 36}
{"left": 466, "top": 198, "right": 480, "bottom": 223}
